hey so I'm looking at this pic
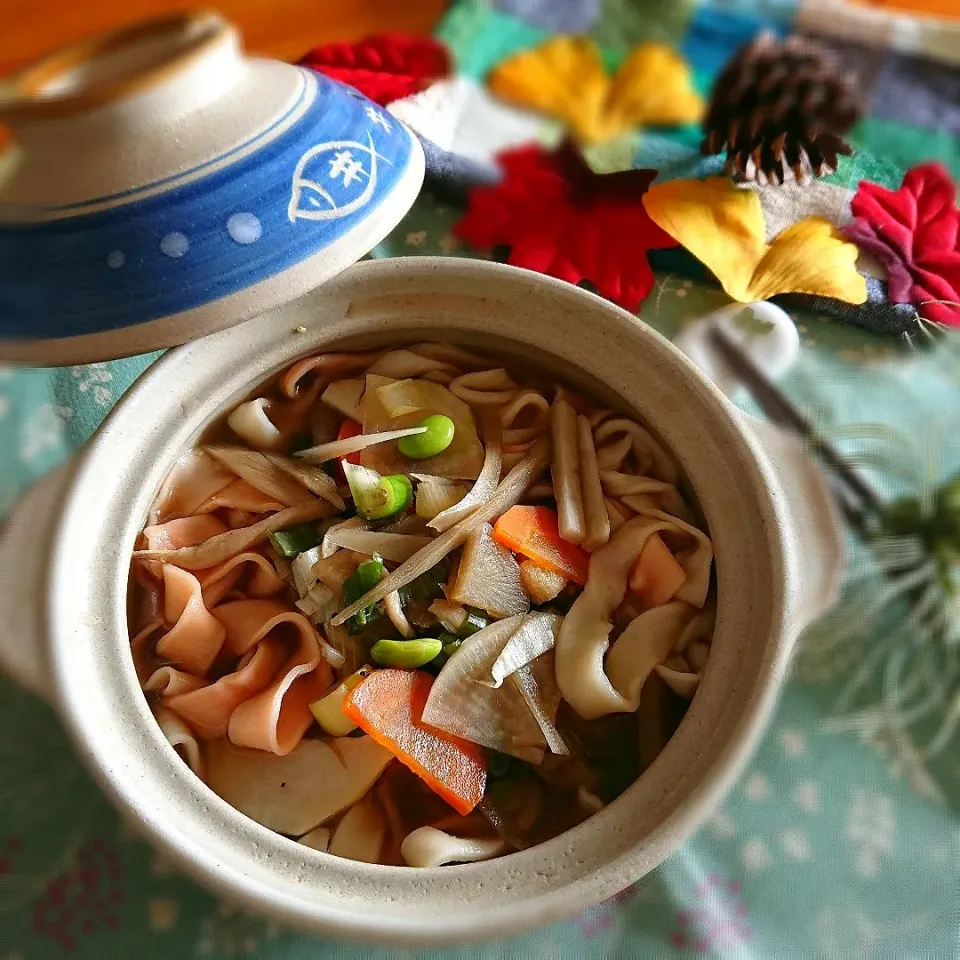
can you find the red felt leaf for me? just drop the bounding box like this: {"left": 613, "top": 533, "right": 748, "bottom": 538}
{"left": 847, "top": 163, "right": 960, "bottom": 326}
{"left": 454, "top": 143, "right": 676, "bottom": 311}
{"left": 298, "top": 34, "right": 451, "bottom": 106}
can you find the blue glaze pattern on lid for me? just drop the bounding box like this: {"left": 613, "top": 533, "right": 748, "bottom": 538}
{"left": 0, "top": 70, "right": 418, "bottom": 341}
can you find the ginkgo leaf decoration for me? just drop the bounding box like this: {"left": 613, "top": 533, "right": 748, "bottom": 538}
{"left": 642, "top": 177, "right": 868, "bottom": 304}
{"left": 488, "top": 36, "right": 704, "bottom": 145}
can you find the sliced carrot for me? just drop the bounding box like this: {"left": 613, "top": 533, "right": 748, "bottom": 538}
{"left": 343, "top": 669, "right": 486, "bottom": 815}
{"left": 629, "top": 533, "right": 686, "bottom": 608}
{"left": 337, "top": 419, "right": 364, "bottom": 465}
{"left": 492, "top": 505, "right": 590, "bottom": 585}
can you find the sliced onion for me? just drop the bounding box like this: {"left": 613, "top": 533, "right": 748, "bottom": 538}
{"left": 296, "top": 582, "right": 339, "bottom": 622}
{"left": 297, "top": 426, "right": 427, "bottom": 464}
{"left": 321, "top": 378, "right": 366, "bottom": 420}
{"left": 312, "top": 550, "right": 363, "bottom": 592}
{"left": 428, "top": 415, "right": 502, "bottom": 533}
{"left": 331, "top": 438, "right": 550, "bottom": 627}
{"left": 384, "top": 590, "right": 415, "bottom": 638}
{"left": 321, "top": 516, "right": 368, "bottom": 559}
{"left": 263, "top": 452, "right": 344, "bottom": 509}
{"left": 422, "top": 616, "right": 546, "bottom": 762}
{"left": 401, "top": 827, "right": 507, "bottom": 867}
{"left": 227, "top": 398, "right": 283, "bottom": 450}
{"left": 134, "top": 502, "right": 334, "bottom": 571}
{"left": 428, "top": 599, "right": 468, "bottom": 634}
{"left": 292, "top": 546, "right": 322, "bottom": 597}
{"left": 416, "top": 478, "right": 468, "bottom": 521}
{"left": 203, "top": 445, "right": 315, "bottom": 507}
{"left": 204, "top": 735, "right": 393, "bottom": 836}
{"left": 487, "top": 613, "right": 561, "bottom": 687}
{"left": 324, "top": 528, "right": 432, "bottom": 563}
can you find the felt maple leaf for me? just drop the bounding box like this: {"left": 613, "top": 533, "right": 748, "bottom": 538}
{"left": 488, "top": 36, "right": 703, "bottom": 146}
{"left": 845, "top": 163, "right": 960, "bottom": 327}
{"left": 642, "top": 177, "right": 867, "bottom": 304}
{"left": 298, "top": 34, "right": 451, "bottom": 106}
{"left": 454, "top": 142, "right": 677, "bottom": 310}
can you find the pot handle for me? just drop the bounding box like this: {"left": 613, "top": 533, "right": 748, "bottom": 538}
{"left": 736, "top": 412, "right": 846, "bottom": 630}
{"left": 0, "top": 461, "right": 76, "bottom": 703}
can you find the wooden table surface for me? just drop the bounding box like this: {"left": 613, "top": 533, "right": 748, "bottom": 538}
{"left": 0, "top": 0, "right": 448, "bottom": 77}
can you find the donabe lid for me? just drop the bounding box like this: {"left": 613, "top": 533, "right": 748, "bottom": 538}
{"left": 0, "top": 11, "right": 424, "bottom": 365}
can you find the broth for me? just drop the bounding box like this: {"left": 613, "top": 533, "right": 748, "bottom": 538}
{"left": 129, "top": 342, "right": 715, "bottom": 866}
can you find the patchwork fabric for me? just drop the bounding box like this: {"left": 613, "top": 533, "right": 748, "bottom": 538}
{"left": 1, "top": 2, "right": 959, "bottom": 959}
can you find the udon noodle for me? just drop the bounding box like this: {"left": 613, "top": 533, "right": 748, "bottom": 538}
{"left": 128, "top": 343, "right": 715, "bottom": 866}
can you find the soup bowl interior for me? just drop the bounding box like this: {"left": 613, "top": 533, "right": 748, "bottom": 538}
{"left": 49, "top": 258, "right": 791, "bottom": 944}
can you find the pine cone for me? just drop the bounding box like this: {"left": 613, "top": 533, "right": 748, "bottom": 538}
{"left": 701, "top": 32, "right": 861, "bottom": 185}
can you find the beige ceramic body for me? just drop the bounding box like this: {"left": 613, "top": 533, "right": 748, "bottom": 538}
{"left": 0, "top": 258, "right": 843, "bottom": 944}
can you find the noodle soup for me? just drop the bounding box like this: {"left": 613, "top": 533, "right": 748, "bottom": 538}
{"left": 129, "top": 343, "right": 715, "bottom": 867}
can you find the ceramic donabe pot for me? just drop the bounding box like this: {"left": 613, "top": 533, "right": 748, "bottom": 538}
{"left": 0, "top": 258, "right": 844, "bottom": 944}
{"left": 0, "top": 11, "right": 423, "bottom": 364}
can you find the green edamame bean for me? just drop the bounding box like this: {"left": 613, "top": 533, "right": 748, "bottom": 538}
{"left": 397, "top": 415, "right": 455, "bottom": 459}
{"left": 370, "top": 637, "right": 443, "bottom": 669}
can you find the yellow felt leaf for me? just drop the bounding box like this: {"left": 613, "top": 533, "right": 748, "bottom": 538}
{"left": 642, "top": 177, "right": 868, "bottom": 304}
{"left": 488, "top": 37, "right": 703, "bottom": 145}
{"left": 488, "top": 36, "right": 611, "bottom": 144}
{"left": 606, "top": 44, "right": 705, "bottom": 129}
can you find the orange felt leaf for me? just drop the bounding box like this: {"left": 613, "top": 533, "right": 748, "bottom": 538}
{"left": 488, "top": 36, "right": 703, "bottom": 145}
{"left": 642, "top": 177, "right": 868, "bottom": 304}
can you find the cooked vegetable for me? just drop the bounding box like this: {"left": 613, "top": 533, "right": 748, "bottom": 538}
{"left": 342, "top": 556, "right": 385, "bottom": 629}
{"left": 519, "top": 560, "right": 566, "bottom": 604}
{"left": 428, "top": 414, "right": 503, "bottom": 533}
{"left": 363, "top": 377, "right": 484, "bottom": 480}
{"left": 312, "top": 549, "right": 363, "bottom": 592}
{"left": 292, "top": 546, "right": 322, "bottom": 597}
{"left": 493, "top": 505, "right": 590, "bottom": 585}
{"left": 415, "top": 477, "right": 468, "bottom": 520}
{"left": 629, "top": 533, "right": 687, "bottom": 608}
{"left": 428, "top": 598, "right": 470, "bottom": 634}
{"left": 513, "top": 651, "right": 568, "bottom": 756}
{"left": 337, "top": 418, "right": 363, "bottom": 465}
{"left": 371, "top": 637, "right": 443, "bottom": 669}
{"left": 342, "top": 461, "right": 414, "bottom": 521}
{"left": 297, "top": 425, "right": 427, "bottom": 464}
{"left": 261, "top": 453, "right": 344, "bottom": 509}
{"left": 320, "top": 516, "right": 367, "bottom": 559}
{"left": 422, "top": 616, "right": 550, "bottom": 762}
{"left": 397, "top": 415, "right": 456, "bottom": 459}
{"left": 396, "top": 559, "right": 450, "bottom": 609}
{"left": 400, "top": 827, "right": 507, "bottom": 867}
{"left": 576, "top": 415, "right": 611, "bottom": 551}
{"left": 324, "top": 528, "right": 430, "bottom": 563}
{"left": 204, "top": 735, "right": 393, "bottom": 835}
{"left": 297, "top": 826, "right": 331, "bottom": 852}
{"left": 450, "top": 523, "right": 530, "bottom": 620}
{"left": 550, "top": 398, "right": 585, "bottom": 544}
{"left": 332, "top": 439, "right": 551, "bottom": 627}
{"left": 343, "top": 669, "right": 487, "bottom": 815}
{"left": 295, "top": 582, "right": 339, "bottom": 623}
{"left": 321, "top": 379, "right": 366, "bottom": 421}
{"left": 487, "top": 613, "right": 561, "bottom": 688}
{"left": 203, "top": 445, "right": 315, "bottom": 507}
{"left": 227, "top": 397, "right": 283, "bottom": 450}
{"left": 269, "top": 522, "right": 322, "bottom": 559}
{"left": 133, "top": 501, "right": 334, "bottom": 570}
{"left": 384, "top": 590, "right": 415, "bottom": 638}
{"left": 309, "top": 665, "right": 372, "bottom": 735}
{"left": 328, "top": 796, "right": 386, "bottom": 863}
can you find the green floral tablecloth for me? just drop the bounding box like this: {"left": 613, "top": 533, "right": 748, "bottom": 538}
{"left": 1, "top": 1, "right": 959, "bottom": 957}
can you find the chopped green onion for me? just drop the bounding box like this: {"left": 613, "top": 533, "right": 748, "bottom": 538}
{"left": 370, "top": 637, "right": 443, "bottom": 669}
{"left": 460, "top": 610, "right": 488, "bottom": 638}
{"left": 268, "top": 522, "right": 321, "bottom": 559}
{"left": 342, "top": 555, "right": 385, "bottom": 630}
{"left": 343, "top": 461, "right": 413, "bottom": 520}
{"left": 397, "top": 558, "right": 450, "bottom": 608}
{"left": 398, "top": 414, "right": 456, "bottom": 460}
